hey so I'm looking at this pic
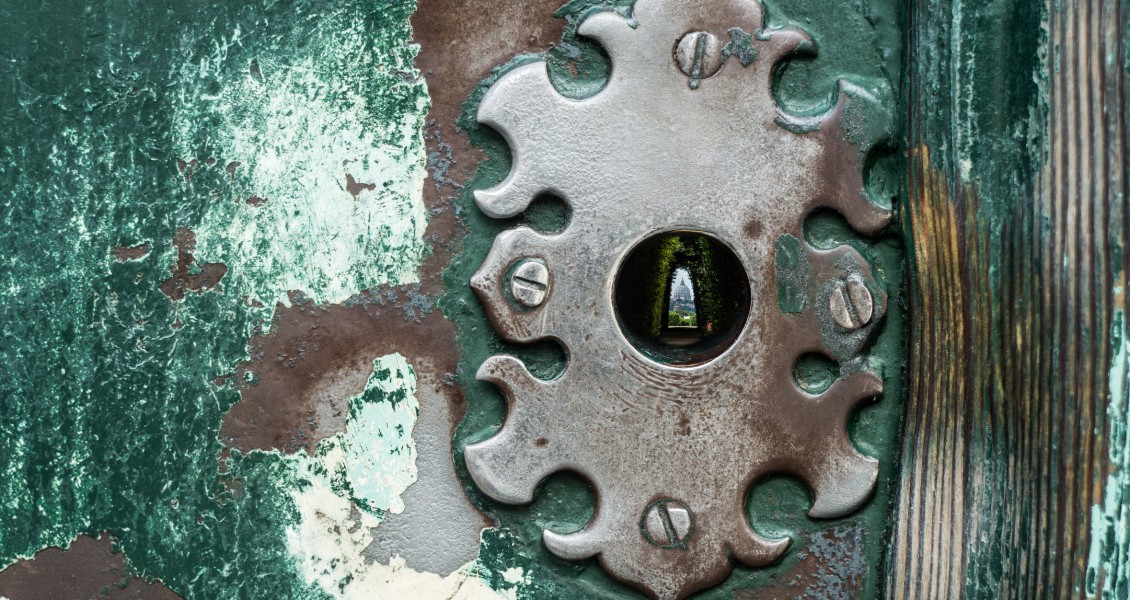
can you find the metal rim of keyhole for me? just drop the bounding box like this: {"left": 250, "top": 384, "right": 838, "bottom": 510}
{"left": 611, "top": 229, "right": 753, "bottom": 367}
{"left": 640, "top": 498, "right": 695, "bottom": 549}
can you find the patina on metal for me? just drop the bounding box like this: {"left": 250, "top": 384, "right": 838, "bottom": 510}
{"left": 465, "top": 0, "right": 891, "bottom": 597}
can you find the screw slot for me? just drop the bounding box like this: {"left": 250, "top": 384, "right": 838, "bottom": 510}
{"left": 510, "top": 260, "right": 550, "bottom": 308}
{"left": 641, "top": 499, "right": 694, "bottom": 549}
{"left": 828, "top": 278, "right": 873, "bottom": 330}
{"left": 674, "top": 31, "right": 724, "bottom": 89}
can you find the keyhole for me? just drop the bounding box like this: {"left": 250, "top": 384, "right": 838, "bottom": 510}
{"left": 613, "top": 231, "right": 751, "bottom": 366}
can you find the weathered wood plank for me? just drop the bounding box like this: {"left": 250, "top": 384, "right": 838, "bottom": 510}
{"left": 887, "top": 0, "right": 1129, "bottom": 597}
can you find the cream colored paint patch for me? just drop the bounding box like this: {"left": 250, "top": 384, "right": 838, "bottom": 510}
{"left": 287, "top": 492, "right": 507, "bottom": 600}
{"left": 283, "top": 354, "right": 511, "bottom": 599}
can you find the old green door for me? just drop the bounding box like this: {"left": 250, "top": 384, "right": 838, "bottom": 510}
{"left": 0, "top": 0, "right": 1125, "bottom": 598}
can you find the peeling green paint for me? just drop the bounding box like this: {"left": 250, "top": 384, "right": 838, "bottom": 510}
{"left": 2, "top": 0, "right": 908, "bottom": 597}
{"left": 300, "top": 353, "right": 420, "bottom": 520}
{"left": 0, "top": 0, "right": 437, "bottom": 597}
{"left": 169, "top": 13, "right": 430, "bottom": 308}
{"left": 281, "top": 353, "right": 506, "bottom": 599}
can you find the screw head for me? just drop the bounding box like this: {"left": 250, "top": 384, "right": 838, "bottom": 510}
{"left": 674, "top": 31, "right": 724, "bottom": 85}
{"left": 641, "top": 499, "right": 694, "bottom": 548}
{"left": 829, "top": 279, "right": 874, "bottom": 330}
{"left": 510, "top": 260, "right": 550, "bottom": 308}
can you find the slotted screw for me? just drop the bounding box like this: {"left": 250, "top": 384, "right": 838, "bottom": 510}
{"left": 641, "top": 499, "right": 694, "bottom": 548}
{"left": 828, "top": 278, "right": 874, "bottom": 330}
{"left": 510, "top": 260, "right": 550, "bottom": 308}
{"left": 674, "top": 31, "right": 724, "bottom": 88}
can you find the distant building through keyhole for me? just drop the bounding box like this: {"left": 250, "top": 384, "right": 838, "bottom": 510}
{"left": 667, "top": 268, "right": 697, "bottom": 328}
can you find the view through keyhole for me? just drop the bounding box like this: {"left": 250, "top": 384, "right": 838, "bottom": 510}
{"left": 613, "top": 231, "right": 751, "bottom": 366}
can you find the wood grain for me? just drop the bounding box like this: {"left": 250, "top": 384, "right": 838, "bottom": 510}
{"left": 887, "top": 0, "right": 1128, "bottom": 597}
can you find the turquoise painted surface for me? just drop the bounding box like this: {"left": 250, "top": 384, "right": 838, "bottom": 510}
{"left": 0, "top": 0, "right": 448, "bottom": 597}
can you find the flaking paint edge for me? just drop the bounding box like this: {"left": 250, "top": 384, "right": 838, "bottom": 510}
{"left": 1087, "top": 302, "right": 1130, "bottom": 597}
{"left": 282, "top": 353, "right": 508, "bottom": 599}
{"left": 163, "top": 7, "right": 512, "bottom": 597}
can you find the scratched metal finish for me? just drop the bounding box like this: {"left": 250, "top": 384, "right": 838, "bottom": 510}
{"left": 464, "top": 0, "right": 892, "bottom": 597}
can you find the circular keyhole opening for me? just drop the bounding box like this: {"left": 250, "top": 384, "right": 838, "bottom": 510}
{"left": 613, "top": 231, "right": 751, "bottom": 366}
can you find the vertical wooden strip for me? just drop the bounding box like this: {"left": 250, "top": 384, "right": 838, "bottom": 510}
{"left": 886, "top": 0, "right": 1129, "bottom": 597}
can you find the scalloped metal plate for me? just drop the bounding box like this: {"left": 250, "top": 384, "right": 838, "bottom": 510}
{"left": 465, "top": 0, "right": 890, "bottom": 597}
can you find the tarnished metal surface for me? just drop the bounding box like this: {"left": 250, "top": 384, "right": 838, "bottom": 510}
{"left": 464, "top": 0, "right": 890, "bottom": 597}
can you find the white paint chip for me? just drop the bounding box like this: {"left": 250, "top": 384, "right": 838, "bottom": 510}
{"left": 501, "top": 567, "right": 525, "bottom": 584}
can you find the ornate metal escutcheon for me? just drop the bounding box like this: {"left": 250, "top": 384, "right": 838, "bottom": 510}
{"left": 466, "top": 0, "right": 891, "bottom": 597}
